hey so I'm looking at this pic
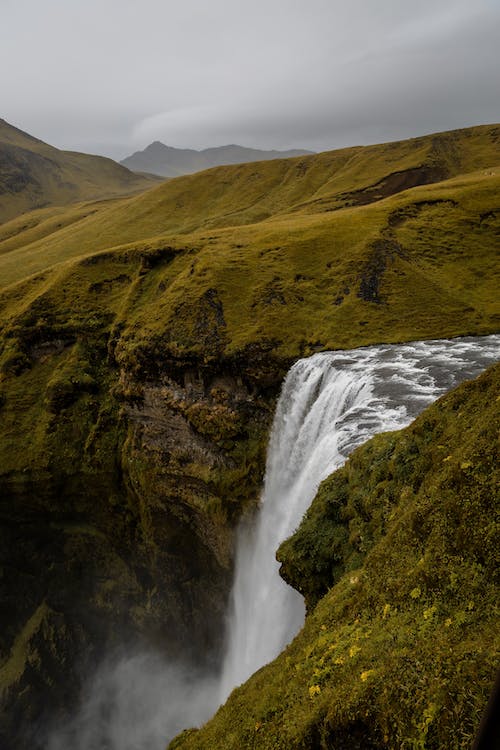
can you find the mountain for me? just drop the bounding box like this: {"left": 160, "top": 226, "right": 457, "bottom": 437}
{"left": 0, "top": 118, "right": 160, "bottom": 223}
{"left": 0, "top": 123, "right": 498, "bottom": 748}
{"left": 120, "top": 140, "right": 314, "bottom": 177}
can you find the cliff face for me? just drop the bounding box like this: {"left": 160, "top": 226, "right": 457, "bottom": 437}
{"left": 0, "top": 284, "right": 275, "bottom": 748}
{"left": 171, "top": 363, "right": 500, "bottom": 750}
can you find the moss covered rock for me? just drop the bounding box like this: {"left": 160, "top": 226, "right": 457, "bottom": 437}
{"left": 0, "top": 277, "right": 273, "bottom": 748}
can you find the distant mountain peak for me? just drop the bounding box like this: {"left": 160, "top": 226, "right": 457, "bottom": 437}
{"left": 143, "top": 140, "right": 169, "bottom": 151}
{"left": 121, "top": 142, "right": 314, "bottom": 178}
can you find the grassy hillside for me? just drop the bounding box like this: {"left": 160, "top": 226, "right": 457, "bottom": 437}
{"left": 0, "top": 168, "right": 498, "bottom": 365}
{"left": 1, "top": 123, "right": 498, "bottom": 288}
{"left": 0, "top": 125, "right": 497, "bottom": 354}
{"left": 170, "top": 363, "right": 500, "bottom": 750}
{"left": 0, "top": 118, "right": 160, "bottom": 223}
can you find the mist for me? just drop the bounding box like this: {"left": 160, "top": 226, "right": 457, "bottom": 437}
{"left": 42, "top": 338, "right": 500, "bottom": 750}
{"left": 46, "top": 650, "right": 220, "bottom": 750}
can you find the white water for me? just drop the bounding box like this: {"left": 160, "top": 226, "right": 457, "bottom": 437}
{"left": 219, "top": 334, "right": 500, "bottom": 699}
{"left": 46, "top": 335, "right": 500, "bottom": 749}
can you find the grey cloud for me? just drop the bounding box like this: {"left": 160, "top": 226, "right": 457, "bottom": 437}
{"left": 1, "top": 0, "right": 498, "bottom": 158}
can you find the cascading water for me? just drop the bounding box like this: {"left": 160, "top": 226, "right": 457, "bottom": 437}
{"left": 219, "top": 334, "right": 500, "bottom": 700}
{"left": 47, "top": 335, "right": 499, "bottom": 749}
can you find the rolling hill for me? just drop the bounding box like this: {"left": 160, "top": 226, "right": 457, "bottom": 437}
{"left": 120, "top": 141, "right": 313, "bottom": 177}
{"left": 0, "top": 118, "right": 160, "bottom": 223}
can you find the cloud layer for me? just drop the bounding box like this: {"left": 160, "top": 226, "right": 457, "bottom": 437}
{"left": 1, "top": 0, "right": 499, "bottom": 158}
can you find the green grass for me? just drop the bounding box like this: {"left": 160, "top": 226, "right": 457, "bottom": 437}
{"left": 170, "top": 364, "right": 500, "bottom": 750}
{"left": 1, "top": 170, "right": 498, "bottom": 363}
{"left": 0, "top": 127, "right": 498, "bottom": 501}
{"left": 0, "top": 123, "right": 498, "bottom": 284}
{"left": 0, "top": 125, "right": 498, "bottom": 361}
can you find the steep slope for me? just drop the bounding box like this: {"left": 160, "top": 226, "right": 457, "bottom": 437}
{"left": 0, "top": 118, "right": 160, "bottom": 223}
{"left": 170, "top": 363, "right": 500, "bottom": 750}
{"left": 120, "top": 141, "right": 313, "bottom": 177}
{"left": 0, "top": 124, "right": 498, "bottom": 747}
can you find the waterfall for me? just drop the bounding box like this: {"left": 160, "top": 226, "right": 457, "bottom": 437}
{"left": 46, "top": 335, "right": 500, "bottom": 749}
{"left": 219, "top": 334, "right": 500, "bottom": 700}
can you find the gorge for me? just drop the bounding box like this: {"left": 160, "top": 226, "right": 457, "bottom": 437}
{"left": 172, "top": 348, "right": 500, "bottom": 750}
{"left": 47, "top": 335, "right": 500, "bottom": 749}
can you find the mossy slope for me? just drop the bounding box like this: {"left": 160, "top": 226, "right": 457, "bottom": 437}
{"left": 171, "top": 363, "right": 500, "bottom": 750}
{"left": 0, "top": 247, "right": 272, "bottom": 747}
{"left": 0, "top": 168, "right": 498, "bottom": 362}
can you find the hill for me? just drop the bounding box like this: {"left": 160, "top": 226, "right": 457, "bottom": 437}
{"left": 0, "top": 122, "right": 498, "bottom": 748}
{"left": 170, "top": 362, "right": 500, "bottom": 749}
{"left": 0, "top": 118, "right": 160, "bottom": 223}
{"left": 120, "top": 141, "right": 313, "bottom": 177}
{"left": 0, "top": 123, "right": 498, "bottom": 305}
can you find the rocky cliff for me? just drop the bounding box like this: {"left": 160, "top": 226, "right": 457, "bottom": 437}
{"left": 0, "top": 282, "right": 276, "bottom": 748}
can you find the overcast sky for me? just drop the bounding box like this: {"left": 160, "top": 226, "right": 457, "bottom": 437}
{"left": 1, "top": 0, "right": 499, "bottom": 160}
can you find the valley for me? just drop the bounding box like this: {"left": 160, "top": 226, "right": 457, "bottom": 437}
{"left": 0, "top": 121, "right": 498, "bottom": 749}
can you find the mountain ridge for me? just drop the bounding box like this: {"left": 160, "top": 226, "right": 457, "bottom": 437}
{"left": 0, "top": 118, "right": 160, "bottom": 224}
{"left": 120, "top": 140, "right": 314, "bottom": 177}
{"left": 1, "top": 122, "right": 497, "bottom": 293}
